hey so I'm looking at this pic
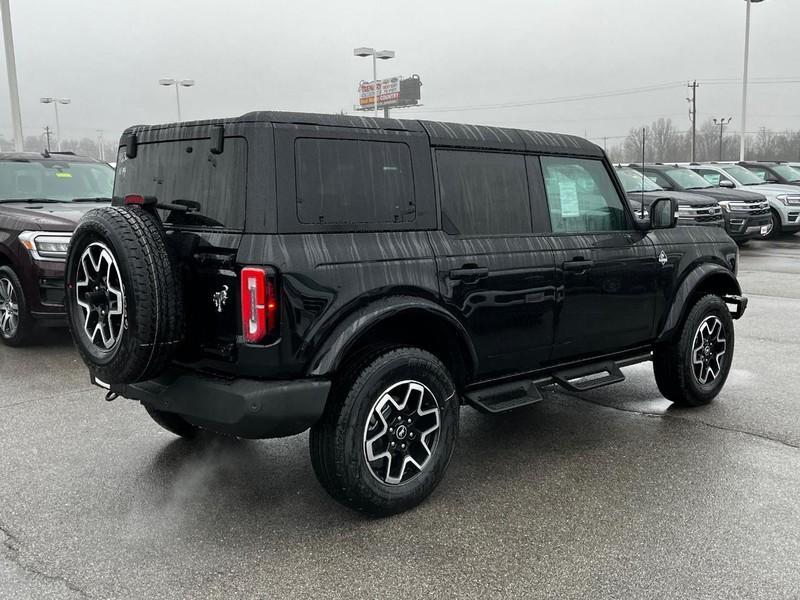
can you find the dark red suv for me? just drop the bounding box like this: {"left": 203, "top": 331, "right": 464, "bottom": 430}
{"left": 0, "top": 151, "right": 114, "bottom": 345}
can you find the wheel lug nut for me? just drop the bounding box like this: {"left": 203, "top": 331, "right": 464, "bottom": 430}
{"left": 400, "top": 443, "right": 406, "bottom": 450}
{"left": 389, "top": 427, "right": 394, "bottom": 433}
{"left": 390, "top": 441, "right": 396, "bottom": 448}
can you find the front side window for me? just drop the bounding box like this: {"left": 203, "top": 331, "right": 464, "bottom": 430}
{"left": 542, "top": 156, "right": 627, "bottom": 233}
{"left": 643, "top": 170, "right": 673, "bottom": 189}
{"left": 295, "top": 138, "right": 415, "bottom": 225}
{"left": 115, "top": 137, "right": 247, "bottom": 229}
{"left": 436, "top": 150, "right": 531, "bottom": 236}
{"left": 693, "top": 169, "right": 725, "bottom": 186}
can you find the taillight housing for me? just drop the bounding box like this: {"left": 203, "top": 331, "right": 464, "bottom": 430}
{"left": 240, "top": 267, "right": 278, "bottom": 344}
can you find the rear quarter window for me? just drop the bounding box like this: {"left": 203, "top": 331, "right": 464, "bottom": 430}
{"left": 294, "top": 138, "right": 415, "bottom": 225}
{"left": 114, "top": 137, "right": 247, "bottom": 230}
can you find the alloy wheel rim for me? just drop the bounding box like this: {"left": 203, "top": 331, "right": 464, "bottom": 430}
{"left": 691, "top": 316, "right": 727, "bottom": 385}
{"left": 0, "top": 277, "right": 19, "bottom": 338}
{"left": 75, "top": 242, "right": 125, "bottom": 351}
{"left": 363, "top": 380, "right": 442, "bottom": 485}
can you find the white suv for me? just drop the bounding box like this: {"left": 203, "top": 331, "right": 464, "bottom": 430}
{"left": 688, "top": 163, "right": 800, "bottom": 238}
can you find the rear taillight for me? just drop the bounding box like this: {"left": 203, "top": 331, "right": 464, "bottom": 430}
{"left": 240, "top": 267, "right": 278, "bottom": 343}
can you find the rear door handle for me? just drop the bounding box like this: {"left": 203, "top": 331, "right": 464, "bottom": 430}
{"left": 449, "top": 266, "right": 489, "bottom": 280}
{"left": 562, "top": 259, "right": 595, "bottom": 272}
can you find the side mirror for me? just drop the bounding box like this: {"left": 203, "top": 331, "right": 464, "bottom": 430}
{"left": 650, "top": 197, "right": 678, "bottom": 229}
{"left": 719, "top": 179, "right": 735, "bottom": 189}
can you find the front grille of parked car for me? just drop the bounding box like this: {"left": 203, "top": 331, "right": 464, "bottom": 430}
{"left": 728, "top": 200, "right": 770, "bottom": 215}
{"left": 678, "top": 204, "right": 724, "bottom": 224}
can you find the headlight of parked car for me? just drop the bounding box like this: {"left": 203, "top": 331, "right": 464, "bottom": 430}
{"left": 776, "top": 194, "right": 800, "bottom": 206}
{"left": 18, "top": 231, "right": 72, "bottom": 261}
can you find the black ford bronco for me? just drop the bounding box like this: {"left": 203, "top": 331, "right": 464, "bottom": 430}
{"left": 65, "top": 112, "right": 747, "bottom": 516}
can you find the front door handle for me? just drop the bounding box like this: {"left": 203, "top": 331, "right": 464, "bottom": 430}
{"left": 562, "top": 259, "right": 595, "bottom": 272}
{"left": 449, "top": 266, "right": 489, "bottom": 280}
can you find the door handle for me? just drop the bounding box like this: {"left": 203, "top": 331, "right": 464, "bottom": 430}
{"left": 449, "top": 266, "right": 489, "bottom": 280}
{"left": 562, "top": 259, "right": 595, "bottom": 272}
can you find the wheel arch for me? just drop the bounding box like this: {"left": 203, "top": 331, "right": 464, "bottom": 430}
{"left": 306, "top": 295, "right": 478, "bottom": 390}
{"left": 657, "top": 264, "right": 741, "bottom": 342}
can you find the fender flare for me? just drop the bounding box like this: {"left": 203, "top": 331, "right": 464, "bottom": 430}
{"left": 307, "top": 295, "right": 478, "bottom": 378}
{"left": 657, "top": 264, "right": 741, "bottom": 341}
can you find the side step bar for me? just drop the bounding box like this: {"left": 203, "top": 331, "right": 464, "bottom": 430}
{"left": 551, "top": 360, "right": 625, "bottom": 393}
{"left": 464, "top": 379, "right": 543, "bottom": 415}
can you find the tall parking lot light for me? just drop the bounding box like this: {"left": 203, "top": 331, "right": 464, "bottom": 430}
{"left": 1, "top": 0, "right": 24, "bottom": 151}
{"left": 354, "top": 47, "right": 395, "bottom": 117}
{"left": 740, "top": 0, "right": 766, "bottom": 162}
{"left": 39, "top": 97, "right": 71, "bottom": 151}
{"left": 159, "top": 78, "right": 195, "bottom": 122}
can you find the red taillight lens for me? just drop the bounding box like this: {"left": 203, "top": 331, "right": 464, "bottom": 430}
{"left": 124, "top": 194, "right": 145, "bottom": 205}
{"left": 241, "top": 267, "right": 278, "bottom": 343}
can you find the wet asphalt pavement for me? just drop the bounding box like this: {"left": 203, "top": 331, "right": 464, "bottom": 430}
{"left": 1, "top": 236, "right": 799, "bottom": 599}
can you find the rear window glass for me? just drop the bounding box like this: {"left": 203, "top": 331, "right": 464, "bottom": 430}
{"left": 295, "top": 138, "right": 415, "bottom": 225}
{"left": 114, "top": 137, "right": 247, "bottom": 229}
{"left": 436, "top": 150, "right": 531, "bottom": 236}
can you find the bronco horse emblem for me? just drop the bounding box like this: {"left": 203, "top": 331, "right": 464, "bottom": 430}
{"left": 212, "top": 285, "right": 229, "bottom": 313}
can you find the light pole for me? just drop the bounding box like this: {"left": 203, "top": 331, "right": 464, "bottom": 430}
{"left": 158, "top": 78, "right": 195, "bottom": 121}
{"left": 740, "top": 0, "right": 766, "bottom": 161}
{"left": 713, "top": 117, "right": 733, "bottom": 161}
{"left": 39, "top": 97, "right": 71, "bottom": 151}
{"left": 1, "top": 0, "right": 24, "bottom": 151}
{"left": 353, "top": 47, "right": 395, "bottom": 117}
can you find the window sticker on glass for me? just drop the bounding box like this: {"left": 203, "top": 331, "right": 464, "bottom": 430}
{"left": 558, "top": 180, "right": 580, "bottom": 217}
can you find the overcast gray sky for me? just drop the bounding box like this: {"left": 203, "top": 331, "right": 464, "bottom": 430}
{"left": 2, "top": 0, "right": 799, "bottom": 146}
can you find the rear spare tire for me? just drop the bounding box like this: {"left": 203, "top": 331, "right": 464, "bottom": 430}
{"left": 65, "top": 206, "right": 183, "bottom": 384}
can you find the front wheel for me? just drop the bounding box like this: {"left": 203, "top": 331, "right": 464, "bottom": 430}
{"left": 765, "top": 210, "right": 782, "bottom": 239}
{"left": 653, "top": 294, "right": 735, "bottom": 407}
{"left": 309, "top": 347, "right": 459, "bottom": 517}
{"left": 0, "top": 266, "right": 36, "bottom": 347}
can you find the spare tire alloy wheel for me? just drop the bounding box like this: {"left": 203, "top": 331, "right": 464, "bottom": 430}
{"left": 691, "top": 316, "right": 727, "bottom": 386}
{"left": 75, "top": 242, "right": 125, "bottom": 352}
{"left": 364, "top": 380, "right": 441, "bottom": 485}
{"left": 0, "top": 276, "right": 19, "bottom": 339}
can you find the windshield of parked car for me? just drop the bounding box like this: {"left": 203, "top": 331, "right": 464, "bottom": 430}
{"left": 0, "top": 159, "right": 114, "bottom": 202}
{"left": 665, "top": 168, "right": 713, "bottom": 190}
{"left": 772, "top": 164, "right": 800, "bottom": 183}
{"left": 722, "top": 165, "right": 765, "bottom": 186}
{"left": 615, "top": 167, "right": 662, "bottom": 192}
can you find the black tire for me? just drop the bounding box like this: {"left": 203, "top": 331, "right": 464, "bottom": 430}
{"left": 65, "top": 206, "right": 183, "bottom": 384}
{"left": 766, "top": 209, "right": 782, "bottom": 239}
{"left": 0, "top": 265, "right": 37, "bottom": 347}
{"left": 309, "top": 347, "right": 459, "bottom": 517}
{"left": 653, "top": 294, "right": 735, "bottom": 407}
{"left": 143, "top": 404, "right": 199, "bottom": 439}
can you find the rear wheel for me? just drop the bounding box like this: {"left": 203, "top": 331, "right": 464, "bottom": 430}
{"left": 309, "top": 347, "right": 459, "bottom": 516}
{"left": 0, "top": 266, "right": 36, "bottom": 347}
{"left": 653, "top": 294, "right": 734, "bottom": 407}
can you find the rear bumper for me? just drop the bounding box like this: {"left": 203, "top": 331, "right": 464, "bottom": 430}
{"left": 108, "top": 369, "right": 331, "bottom": 439}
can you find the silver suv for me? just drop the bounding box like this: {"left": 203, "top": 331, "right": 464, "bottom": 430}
{"left": 688, "top": 163, "right": 800, "bottom": 238}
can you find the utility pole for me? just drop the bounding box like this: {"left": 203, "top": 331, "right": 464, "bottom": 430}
{"left": 687, "top": 80, "right": 699, "bottom": 162}
{"left": 96, "top": 129, "right": 104, "bottom": 161}
{"left": 1, "top": 0, "right": 24, "bottom": 152}
{"left": 43, "top": 126, "right": 52, "bottom": 151}
{"left": 713, "top": 117, "right": 733, "bottom": 161}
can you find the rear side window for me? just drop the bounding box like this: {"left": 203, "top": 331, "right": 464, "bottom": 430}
{"left": 541, "top": 156, "right": 627, "bottom": 233}
{"left": 436, "top": 150, "right": 531, "bottom": 236}
{"left": 295, "top": 138, "right": 415, "bottom": 224}
{"left": 115, "top": 137, "right": 247, "bottom": 229}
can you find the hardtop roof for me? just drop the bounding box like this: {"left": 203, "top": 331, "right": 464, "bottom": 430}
{"left": 121, "top": 111, "right": 604, "bottom": 157}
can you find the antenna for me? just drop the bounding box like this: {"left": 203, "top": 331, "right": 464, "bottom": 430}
{"left": 641, "top": 127, "right": 646, "bottom": 220}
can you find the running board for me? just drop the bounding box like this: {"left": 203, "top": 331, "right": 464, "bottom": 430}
{"left": 464, "top": 380, "right": 543, "bottom": 414}
{"left": 551, "top": 360, "right": 625, "bottom": 392}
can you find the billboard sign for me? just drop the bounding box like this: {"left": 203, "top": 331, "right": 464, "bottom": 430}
{"left": 356, "top": 75, "right": 421, "bottom": 111}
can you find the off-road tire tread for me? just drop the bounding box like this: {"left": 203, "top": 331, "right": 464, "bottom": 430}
{"left": 653, "top": 294, "right": 734, "bottom": 407}
{"left": 66, "top": 206, "right": 183, "bottom": 383}
{"left": 309, "top": 346, "right": 458, "bottom": 517}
